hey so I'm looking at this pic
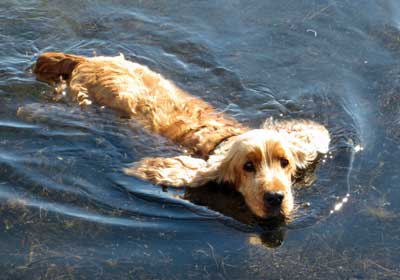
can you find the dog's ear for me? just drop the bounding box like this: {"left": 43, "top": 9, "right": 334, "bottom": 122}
{"left": 288, "top": 139, "right": 319, "bottom": 170}
{"left": 287, "top": 127, "right": 330, "bottom": 170}
{"left": 123, "top": 155, "right": 220, "bottom": 187}
{"left": 293, "top": 121, "right": 330, "bottom": 155}
{"left": 264, "top": 118, "right": 330, "bottom": 169}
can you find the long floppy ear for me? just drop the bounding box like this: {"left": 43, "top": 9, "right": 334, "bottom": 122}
{"left": 288, "top": 126, "right": 330, "bottom": 170}
{"left": 123, "top": 155, "right": 220, "bottom": 187}
{"left": 288, "top": 138, "right": 319, "bottom": 170}
{"left": 264, "top": 118, "right": 330, "bottom": 169}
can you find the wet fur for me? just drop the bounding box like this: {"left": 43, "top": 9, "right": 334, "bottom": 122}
{"left": 34, "top": 52, "right": 330, "bottom": 218}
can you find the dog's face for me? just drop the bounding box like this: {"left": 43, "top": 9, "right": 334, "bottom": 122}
{"left": 125, "top": 123, "right": 327, "bottom": 220}
{"left": 219, "top": 129, "right": 307, "bottom": 218}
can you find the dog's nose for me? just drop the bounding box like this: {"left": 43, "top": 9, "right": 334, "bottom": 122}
{"left": 264, "top": 191, "right": 284, "bottom": 207}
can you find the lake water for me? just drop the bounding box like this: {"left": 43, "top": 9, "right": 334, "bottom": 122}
{"left": 1, "top": 0, "right": 400, "bottom": 279}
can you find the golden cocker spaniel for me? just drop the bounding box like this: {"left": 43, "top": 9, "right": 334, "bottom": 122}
{"left": 34, "top": 52, "right": 330, "bottom": 219}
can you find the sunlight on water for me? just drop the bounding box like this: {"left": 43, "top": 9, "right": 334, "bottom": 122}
{"left": 330, "top": 193, "right": 350, "bottom": 214}
{"left": 354, "top": 144, "right": 364, "bottom": 153}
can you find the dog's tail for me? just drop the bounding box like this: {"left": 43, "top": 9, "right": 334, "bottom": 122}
{"left": 33, "top": 52, "right": 87, "bottom": 84}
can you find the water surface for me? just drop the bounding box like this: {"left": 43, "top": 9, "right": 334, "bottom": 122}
{"left": 1, "top": 1, "right": 400, "bottom": 279}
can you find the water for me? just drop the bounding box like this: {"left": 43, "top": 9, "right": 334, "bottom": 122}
{"left": 1, "top": 0, "right": 400, "bottom": 279}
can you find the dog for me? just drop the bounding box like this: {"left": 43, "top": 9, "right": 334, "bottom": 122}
{"left": 33, "top": 52, "right": 330, "bottom": 219}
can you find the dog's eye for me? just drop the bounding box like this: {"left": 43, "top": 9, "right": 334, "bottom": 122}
{"left": 243, "top": 161, "right": 256, "bottom": 172}
{"left": 280, "top": 158, "right": 289, "bottom": 168}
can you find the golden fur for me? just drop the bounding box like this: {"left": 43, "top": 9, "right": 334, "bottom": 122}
{"left": 34, "top": 52, "right": 330, "bottom": 219}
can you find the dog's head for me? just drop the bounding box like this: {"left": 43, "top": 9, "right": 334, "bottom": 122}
{"left": 124, "top": 121, "right": 329, "bottom": 220}
{"left": 217, "top": 129, "right": 312, "bottom": 218}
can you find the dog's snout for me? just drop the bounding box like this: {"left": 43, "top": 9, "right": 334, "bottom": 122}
{"left": 264, "top": 191, "right": 284, "bottom": 207}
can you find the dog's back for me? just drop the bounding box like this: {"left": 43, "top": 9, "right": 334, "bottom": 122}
{"left": 34, "top": 52, "right": 246, "bottom": 157}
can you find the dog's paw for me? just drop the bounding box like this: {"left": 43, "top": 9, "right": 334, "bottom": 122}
{"left": 123, "top": 156, "right": 210, "bottom": 187}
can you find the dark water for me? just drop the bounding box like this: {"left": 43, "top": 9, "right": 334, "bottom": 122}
{"left": 1, "top": 0, "right": 400, "bottom": 279}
